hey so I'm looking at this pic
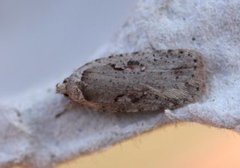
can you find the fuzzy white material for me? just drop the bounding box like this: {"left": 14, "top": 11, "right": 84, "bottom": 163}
{"left": 1, "top": 0, "right": 240, "bottom": 167}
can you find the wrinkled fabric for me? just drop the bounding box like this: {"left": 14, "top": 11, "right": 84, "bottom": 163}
{"left": 1, "top": 0, "right": 240, "bottom": 167}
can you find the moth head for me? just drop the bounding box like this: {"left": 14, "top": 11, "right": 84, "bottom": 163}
{"left": 56, "top": 78, "right": 85, "bottom": 103}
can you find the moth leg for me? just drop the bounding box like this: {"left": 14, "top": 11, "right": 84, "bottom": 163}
{"left": 79, "top": 100, "right": 99, "bottom": 110}
{"left": 55, "top": 101, "right": 77, "bottom": 118}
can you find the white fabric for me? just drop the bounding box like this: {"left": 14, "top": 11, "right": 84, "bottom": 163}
{"left": 1, "top": 0, "right": 240, "bottom": 167}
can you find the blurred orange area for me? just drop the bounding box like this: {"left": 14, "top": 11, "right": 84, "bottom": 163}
{"left": 58, "top": 123, "right": 240, "bottom": 168}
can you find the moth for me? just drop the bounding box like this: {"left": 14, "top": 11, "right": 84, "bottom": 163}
{"left": 56, "top": 49, "right": 205, "bottom": 113}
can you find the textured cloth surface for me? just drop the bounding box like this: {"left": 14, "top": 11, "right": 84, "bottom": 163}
{"left": 1, "top": 0, "right": 240, "bottom": 167}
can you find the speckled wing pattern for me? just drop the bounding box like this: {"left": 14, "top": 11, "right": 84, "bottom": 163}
{"left": 77, "top": 49, "right": 205, "bottom": 113}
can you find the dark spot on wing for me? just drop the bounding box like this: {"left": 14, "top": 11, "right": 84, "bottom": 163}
{"left": 127, "top": 60, "right": 140, "bottom": 66}
{"left": 114, "top": 94, "right": 125, "bottom": 102}
{"left": 109, "top": 64, "right": 125, "bottom": 71}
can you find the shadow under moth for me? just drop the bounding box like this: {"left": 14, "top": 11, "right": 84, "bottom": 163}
{"left": 56, "top": 49, "right": 205, "bottom": 113}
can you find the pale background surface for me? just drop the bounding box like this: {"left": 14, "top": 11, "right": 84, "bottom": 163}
{"left": 0, "top": 0, "right": 135, "bottom": 98}
{"left": 1, "top": 1, "right": 240, "bottom": 168}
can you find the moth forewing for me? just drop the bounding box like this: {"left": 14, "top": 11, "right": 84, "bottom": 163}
{"left": 57, "top": 49, "right": 205, "bottom": 113}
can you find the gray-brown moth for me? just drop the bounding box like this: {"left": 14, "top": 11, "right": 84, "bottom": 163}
{"left": 56, "top": 49, "right": 205, "bottom": 113}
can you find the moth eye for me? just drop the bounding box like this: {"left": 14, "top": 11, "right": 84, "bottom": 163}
{"left": 63, "top": 79, "right": 68, "bottom": 83}
{"left": 64, "top": 93, "right": 69, "bottom": 97}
